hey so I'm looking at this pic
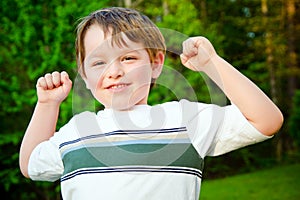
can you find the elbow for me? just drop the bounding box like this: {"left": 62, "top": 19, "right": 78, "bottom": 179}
{"left": 261, "top": 109, "right": 284, "bottom": 136}
{"left": 274, "top": 111, "right": 284, "bottom": 134}
{"left": 21, "top": 170, "right": 30, "bottom": 179}
{"left": 20, "top": 165, "right": 30, "bottom": 178}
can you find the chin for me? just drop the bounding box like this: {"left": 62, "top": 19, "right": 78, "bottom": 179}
{"left": 108, "top": 104, "right": 134, "bottom": 111}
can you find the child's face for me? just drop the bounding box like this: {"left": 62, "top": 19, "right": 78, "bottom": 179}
{"left": 82, "top": 24, "right": 163, "bottom": 110}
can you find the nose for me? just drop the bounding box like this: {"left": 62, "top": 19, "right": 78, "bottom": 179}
{"left": 106, "top": 61, "right": 124, "bottom": 79}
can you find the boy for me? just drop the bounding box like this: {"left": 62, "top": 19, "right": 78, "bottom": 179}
{"left": 19, "top": 7, "right": 283, "bottom": 200}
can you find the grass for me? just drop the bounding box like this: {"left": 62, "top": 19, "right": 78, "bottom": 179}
{"left": 200, "top": 163, "right": 300, "bottom": 200}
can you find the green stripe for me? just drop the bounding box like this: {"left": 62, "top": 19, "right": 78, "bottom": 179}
{"left": 62, "top": 143, "right": 203, "bottom": 175}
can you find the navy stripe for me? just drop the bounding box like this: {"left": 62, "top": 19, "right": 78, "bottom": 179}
{"left": 59, "top": 127, "right": 187, "bottom": 149}
{"left": 61, "top": 166, "right": 202, "bottom": 182}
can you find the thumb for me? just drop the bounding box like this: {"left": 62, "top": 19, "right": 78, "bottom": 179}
{"left": 180, "top": 54, "right": 188, "bottom": 65}
{"left": 180, "top": 54, "right": 197, "bottom": 71}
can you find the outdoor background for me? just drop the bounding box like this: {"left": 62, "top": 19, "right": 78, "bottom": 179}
{"left": 0, "top": 0, "right": 299, "bottom": 199}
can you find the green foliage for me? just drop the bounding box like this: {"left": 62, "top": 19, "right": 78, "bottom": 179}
{"left": 288, "top": 90, "right": 300, "bottom": 147}
{"left": 137, "top": 0, "right": 226, "bottom": 105}
{"left": 0, "top": 0, "right": 299, "bottom": 199}
{"left": 0, "top": 0, "right": 110, "bottom": 199}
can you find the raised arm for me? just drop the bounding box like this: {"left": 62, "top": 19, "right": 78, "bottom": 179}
{"left": 19, "top": 71, "right": 72, "bottom": 177}
{"left": 180, "top": 36, "right": 283, "bottom": 136}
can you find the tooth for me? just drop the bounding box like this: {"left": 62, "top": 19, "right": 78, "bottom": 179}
{"left": 110, "top": 84, "right": 126, "bottom": 89}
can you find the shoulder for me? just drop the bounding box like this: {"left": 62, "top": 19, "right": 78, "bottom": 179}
{"left": 151, "top": 99, "right": 215, "bottom": 125}
{"left": 72, "top": 111, "right": 97, "bottom": 119}
{"left": 66, "top": 111, "right": 100, "bottom": 135}
{"left": 53, "top": 111, "right": 98, "bottom": 142}
{"left": 157, "top": 99, "right": 208, "bottom": 109}
{"left": 71, "top": 111, "right": 98, "bottom": 125}
{"left": 158, "top": 99, "right": 215, "bottom": 115}
{"left": 58, "top": 111, "right": 97, "bottom": 130}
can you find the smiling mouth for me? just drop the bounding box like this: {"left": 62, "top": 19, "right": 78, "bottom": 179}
{"left": 106, "top": 83, "right": 130, "bottom": 90}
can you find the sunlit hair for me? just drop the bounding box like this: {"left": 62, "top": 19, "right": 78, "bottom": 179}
{"left": 75, "top": 7, "right": 166, "bottom": 80}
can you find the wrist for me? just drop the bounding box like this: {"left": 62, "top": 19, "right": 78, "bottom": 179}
{"left": 201, "top": 54, "right": 222, "bottom": 73}
{"left": 206, "top": 53, "right": 220, "bottom": 66}
{"left": 36, "top": 101, "right": 61, "bottom": 109}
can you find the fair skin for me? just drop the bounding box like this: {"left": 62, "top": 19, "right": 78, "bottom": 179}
{"left": 180, "top": 37, "right": 283, "bottom": 135}
{"left": 83, "top": 25, "right": 163, "bottom": 110}
{"left": 19, "top": 26, "right": 283, "bottom": 178}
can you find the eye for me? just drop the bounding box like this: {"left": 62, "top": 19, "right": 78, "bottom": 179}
{"left": 122, "top": 56, "right": 137, "bottom": 62}
{"left": 92, "top": 61, "right": 106, "bottom": 67}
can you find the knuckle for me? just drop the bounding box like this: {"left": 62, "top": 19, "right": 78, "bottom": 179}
{"left": 44, "top": 73, "right": 52, "bottom": 79}
{"left": 37, "top": 77, "right": 44, "bottom": 82}
{"left": 52, "top": 71, "right": 59, "bottom": 76}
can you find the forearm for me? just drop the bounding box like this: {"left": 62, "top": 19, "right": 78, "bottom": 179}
{"left": 19, "top": 102, "right": 60, "bottom": 177}
{"left": 204, "top": 55, "right": 283, "bottom": 136}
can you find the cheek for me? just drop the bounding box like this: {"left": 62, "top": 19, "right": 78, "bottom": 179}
{"left": 129, "top": 65, "right": 153, "bottom": 84}
{"left": 85, "top": 75, "right": 106, "bottom": 105}
{"left": 127, "top": 66, "right": 153, "bottom": 98}
{"left": 85, "top": 69, "right": 105, "bottom": 91}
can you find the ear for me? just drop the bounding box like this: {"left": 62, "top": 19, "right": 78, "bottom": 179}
{"left": 151, "top": 51, "right": 165, "bottom": 79}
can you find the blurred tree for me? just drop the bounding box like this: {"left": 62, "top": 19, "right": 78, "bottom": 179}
{"left": 0, "top": 0, "right": 109, "bottom": 199}
{"left": 1, "top": 0, "right": 299, "bottom": 199}
{"left": 261, "top": 0, "right": 283, "bottom": 162}
{"left": 285, "top": 0, "right": 300, "bottom": 160}
{"left": 289, "top": 90, "right": 300, "bottom": 150}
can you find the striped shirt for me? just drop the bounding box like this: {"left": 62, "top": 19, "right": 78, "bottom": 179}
{"left": 28, "top": 99, "right": 270, "bottom": 199}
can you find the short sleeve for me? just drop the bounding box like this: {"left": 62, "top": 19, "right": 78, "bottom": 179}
{"left": 28, "top": 140, "right": 63, "bottom": 182}
{"left": 27, "top": 111, "right": 98, "bottom": 182}
{"left": 206, "top": 104, "right": 272, "bottom": 156}
{"left": 182, "top": 99, "right": 272, "bottom": 157}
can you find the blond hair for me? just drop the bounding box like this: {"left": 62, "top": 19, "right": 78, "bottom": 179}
{"left": 75, "top": 7, "right": 166, "bottom": 77}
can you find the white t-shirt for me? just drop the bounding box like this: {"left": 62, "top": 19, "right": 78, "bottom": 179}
{"left": 28, "top": 99, "right": 271, "bottom": 200}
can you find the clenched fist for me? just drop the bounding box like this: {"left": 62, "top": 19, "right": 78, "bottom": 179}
{"left": 36, "top": 71, "right": 72, "bottom": 104}
{"left": 180, "top": 36, "right": 217, "bottom": 71}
